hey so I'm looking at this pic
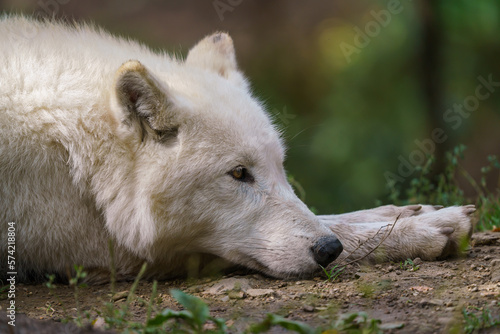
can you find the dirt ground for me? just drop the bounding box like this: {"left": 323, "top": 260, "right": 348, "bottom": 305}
{"left": 2, "top": 232, "right": 500, "bottom": 333}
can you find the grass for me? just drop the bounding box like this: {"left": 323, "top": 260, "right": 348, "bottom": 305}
{"left": 399, "top": 259, "right": 420, "bottom": 272}
{"left": 320, "top": 264, "right": 345, "bottom": 282}
{"left": 448, "top": 305, "right": 500, "bottom": 334}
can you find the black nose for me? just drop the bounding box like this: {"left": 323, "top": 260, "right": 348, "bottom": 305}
{"left": 311, "top": 236, "right": 343, "bottom": 267}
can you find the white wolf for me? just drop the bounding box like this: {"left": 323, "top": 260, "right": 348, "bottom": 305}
{"left": 0, "top": 16, "right": 474, "bottom": 283}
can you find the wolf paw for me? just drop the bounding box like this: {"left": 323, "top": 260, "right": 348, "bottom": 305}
{"left": 412, "top": 205, "right": 476, "bottom": 260}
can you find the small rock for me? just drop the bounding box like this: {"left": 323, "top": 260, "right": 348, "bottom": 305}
{"left": 387, "top": 265, "right": 395, "bottom": 272}
{"left": 379, "top": 322, "right": 404, "bottom": 330}
{"left": 395, "top": 270, "right": 402, "bottom": 275}
{"left": 186, "top": 285, "right": 202, "bottom": 293}
{"left": 437, "top": 317, "right": 454, "bottom": 325}
{"left": 204, "top": 278, "right": 251, "bottom": 295}
{"left": 203, "top": 323, "right": 217, "bottom": 331}
{"left": 429, "top": 299, "right": 444, "bottom": 306}
{"left": 413, "top": 258, "right": 422, "bottom": 266}
{"left": 228, "top": 291, "right": 245, "bottom": 300}
{"left": 472, "top": 234, "right": 500, "bottom": 246}
{"left": 112, "top": 291, "right": 129, "bottom": 302}
{"left": 246, "top": 289, "right": 274, "bottom": 297}
{"left": 303, "top": 305, "right": 315, "bottom": 312}
{"left": 468, "top": 285, "right": 479, "bottom": 292}
{"left": 419, "top": 299, "right": 443, "bottom": 307}
{"left": 491, "top": 273, "right": 500, "bottom": 283}
{"left": 220, "top": 296, "right": 229, "bottom": 302}
{"left": 92, "top": 317, "right": 106, "bottom": 330}
{"left": 491, "top": 259, "right": 500, "bottom": 268}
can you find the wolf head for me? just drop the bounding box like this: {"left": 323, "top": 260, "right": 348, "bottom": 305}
{"left": 108, "top": 32, "right": 342, "bottom": 278}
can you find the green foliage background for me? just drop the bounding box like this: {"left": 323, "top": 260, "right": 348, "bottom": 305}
{"left": 3, "top": 0, "right": 499, "bottom": 213}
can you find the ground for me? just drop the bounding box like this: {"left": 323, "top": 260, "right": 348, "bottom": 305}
{"left": 2, "top": 232, "right": 500, "bottom": 333}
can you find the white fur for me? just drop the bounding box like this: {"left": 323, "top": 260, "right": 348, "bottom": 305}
{"left": 0, "top": 16, "right": 475, "bottom": 283}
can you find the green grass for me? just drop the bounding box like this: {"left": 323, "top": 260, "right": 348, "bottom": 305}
{"left": 320, "top": 264, "right": 345, "bottom": 282}
{"left": 457, "top": 305, "right": 500, "bottom": 334}
{"left": 399, "top": 259, "right": 419, "bottom": 272}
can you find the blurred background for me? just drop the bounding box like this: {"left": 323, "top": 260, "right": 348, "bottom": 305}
{"left": 2, "top": 0, "right": 499, "bottom": 214}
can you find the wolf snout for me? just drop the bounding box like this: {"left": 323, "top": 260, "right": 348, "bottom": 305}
{"left": 311, "top": 236, "right": 343, "bottom": 267}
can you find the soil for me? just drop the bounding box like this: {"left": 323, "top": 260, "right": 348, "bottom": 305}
{"left": 2, "top": 232, "right": 499, "bottom": 334}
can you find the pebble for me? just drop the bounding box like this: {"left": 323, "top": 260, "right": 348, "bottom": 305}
{"left": 204, "top": 278, "right": 251, "bottom": 295}
{"left": 112, "top": 291, "right": 129, "bottom": 302}
{"left": 490, "top": 260, "right": 500, "bottom": 282}
{"left": 468, "top": 285, "right": 479, "bottom": 292}
{"left": 246, "top": 289, "right": 274, "bottom": 297}
{"left": 491, "top": 259, "right": 500, "bottom": 267}
{"left": 303, "top": 305, "right": 315, "bottom": 312}
{"left": 437, "top": 317, "right": 454, "bottom": 325}
{"left": 413, "top": 258, "right": 422, "bottom": 266}
{"left": 228, "top": 291, "right": 245, "bottom": 299}
{"left": 92, "top": 317, "right": 106, "bottom": 330}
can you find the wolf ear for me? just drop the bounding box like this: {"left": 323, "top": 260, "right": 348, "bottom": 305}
{"left": 186, "top": 32, "right": 249, "bottom": 90}
{"left": 114, "top": 60, "right": 179, "bottom": 141}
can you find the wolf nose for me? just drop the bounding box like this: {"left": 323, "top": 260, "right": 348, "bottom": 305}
{"left": 311, "top": 236, "right": 343, "bottom": 267}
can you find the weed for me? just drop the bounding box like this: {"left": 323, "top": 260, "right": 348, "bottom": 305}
{"left": 462, "top": 306, "right": 500, "bottom": 334}
{"left": 146, "top": 289, "right": 227, "bottom": 333}
{"left": 249, "top": 313, "right": 317, "bottom": 333}
{"left": 475, "top": 155, "right": 500, "bottom": 231}
{"left": 101, "top": 262, "right": 148, "bottom": 331}
{"left": 332, "top": 311, "right": 383, "bottom": 334}
{"left": 399, "top": 259, "right": 419, "bottom": 272}
{"left": 320, "top": 264, "right": 345, "bottom": 282}
{"left": 69, "top": 265, "right": 88, "bottom": 326}
{"left": 249, "top": 311, "right": 384, "bottom": 334}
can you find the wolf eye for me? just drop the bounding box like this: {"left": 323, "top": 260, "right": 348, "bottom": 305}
{"left": 229, "top": 166, "right": 254, "bottom": 183}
